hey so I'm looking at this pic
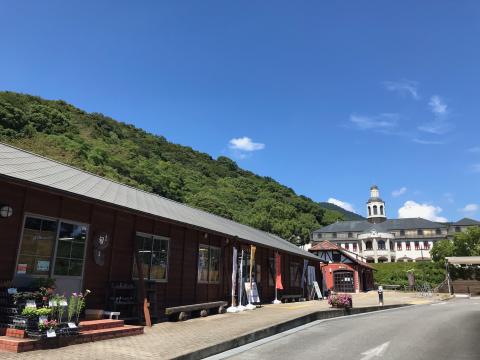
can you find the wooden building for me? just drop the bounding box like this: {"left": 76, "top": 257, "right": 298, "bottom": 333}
{"left": 0, "top": 143, "right": 322, "bottom": 322}
{"left": 309, "top": 241, "right": 374, "bottom": 293}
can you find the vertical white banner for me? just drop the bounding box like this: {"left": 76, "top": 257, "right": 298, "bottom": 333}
{"left": 231, "top": 247, "right": 238, "bottom": 299}
{"left": 238, "top": 249, "right": 244, "bottom": 307}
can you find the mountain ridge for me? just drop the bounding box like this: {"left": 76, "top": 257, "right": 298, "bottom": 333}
{"left": 0, "top": 91, "right": 363, "bottom": 243}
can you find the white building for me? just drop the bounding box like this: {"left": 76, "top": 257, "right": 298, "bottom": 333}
{"left": 311, "top": 186, "right": 480, "bottom": 263}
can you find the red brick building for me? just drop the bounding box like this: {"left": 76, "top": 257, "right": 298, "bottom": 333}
{"left": 309, "top": 241, "right": 374, "bottom": 293}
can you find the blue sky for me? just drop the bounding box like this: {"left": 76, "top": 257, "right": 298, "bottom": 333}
{"left": 1, "top": 1, "right": 479, "bottom": 221}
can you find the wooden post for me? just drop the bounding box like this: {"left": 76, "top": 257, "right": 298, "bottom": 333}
{"left": 133, "top": 220, "right": 152, "bottom": 327}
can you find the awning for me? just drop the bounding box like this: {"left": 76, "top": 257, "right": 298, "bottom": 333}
{"left": 446, "top": 256, "right": 480, "bottom": 265}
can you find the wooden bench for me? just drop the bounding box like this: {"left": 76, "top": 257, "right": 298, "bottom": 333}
{"left": 280, "top": 294, "right": 303, "bottom": 303}
{"left": 165, "top": 301, "right": 228, "bottom": 321}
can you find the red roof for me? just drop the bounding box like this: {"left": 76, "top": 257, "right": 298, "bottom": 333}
{"left": 310, "top": 240, "right": 340, "bottom": 251}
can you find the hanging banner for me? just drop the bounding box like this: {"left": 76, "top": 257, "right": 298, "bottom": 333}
{"left": 238, "top": 250, "right": 244, "bottom": 306}
{"left": 307, "top": 266, "right": 316, "bottom": 285}
{"left": 275, "top": 253, "right": 283, "bottom": 290}
{"left": 231, "top": 247, "right": 238, "bottom": 299}
{"left": 301, "top": 259, "right": 308, "bottom": 289}
{"left": 249, "top": 245, "right": 256, "bottom": 284}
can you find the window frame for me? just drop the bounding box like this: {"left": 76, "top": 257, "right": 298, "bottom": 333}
{"left": 197, "top": 244, "right": 221, "bottom": 284}
{"left": 14, "top": 213, "right": 89, "bottom": 280}
{"left": 133, "top": 232, "right": 170, "bottom": 283}
{"left": 397, "top": 242, "right": 402, "bottom": 251}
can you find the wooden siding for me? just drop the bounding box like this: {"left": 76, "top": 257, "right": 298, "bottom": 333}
{"left": 0, "top": 178, "right": 322, "bottom": 320}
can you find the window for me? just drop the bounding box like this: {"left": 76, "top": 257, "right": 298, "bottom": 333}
{"left": 366, "top": 241, "right": 373, "bottom": 250}
{"left": 332, "top": 252, "right": 341, "bottom": 262}
{"left": 397, "top": 242, "right": 402, "bottom": 251}
{"left": 378, "top": 240, "right": 386, "bottom": 250}
{"left": 348, "top": 232, "right": 353, "bottom": 238}
{"left": 332, "top": 233, "right": 337, "bottom": 239}
{"left": 290, "top": 262, "right": 301, "bottom": 287}
{"left": 435, "top": 228, "right": 442, "bottom": 235}
{"left": 268, "top": 257, "right": 275, "bottom": 287}
{"left": 368, "top": 206, "right": 372, "bottom": 216}
{"left": 133, "top": 233, "right": 169, "bottom": 281}
{"left": 400, "top": 230, "right": 405, "bottom": 236}
{"left": 380, "top": 205, "right": 384, "bottom": 215}
{"left": 17, "top": 216, "right": 58, "bottom": 276}
{"left": 414, "top": 241, "right": 420, "bottom": 250}
{"left": 353, "top": 243, "right": 358, "bottom": 252}
{"left": 197, "top": 244, "right": 221, "bottom": 283}
{"left": 417, "top": 229, "right": 424, "bottom": 236}
{"left": 406, "top": 242, "right": 411, "bottom": 250}
{"left": 344, "top": 243, "right": 349, "bottom": 250}
{"left": 455, "top": 226, "right": 461, "bottom": 233}
{"left": 317, "top": 233, "right": 322, "bottom": 239}
{"left": 390, "top": 241, "right": 394, "bottom": 250}
{"left": 423, "top": 241, "right": 430, "bottom": 250}
{"left": 373, "top": 205, "right": 378, "bottom": 215}
{"left": 54, "top": 222, "right": 87, "bottom": 277}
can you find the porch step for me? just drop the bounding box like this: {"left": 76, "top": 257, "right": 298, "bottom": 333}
{"left": 76, "top": 325, "right": 144, "bottom": 343}
{"left": 0, "top": 336, "right": 38, "bottom": 353}
{"left": 79, "top": 319, "right": 125, "bottom": 331}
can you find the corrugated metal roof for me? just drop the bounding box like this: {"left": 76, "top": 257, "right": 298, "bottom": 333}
{"left": 0, "top": 142, "right": 319, "bottom": 261}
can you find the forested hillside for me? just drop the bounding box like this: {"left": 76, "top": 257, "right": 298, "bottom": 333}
{"left": 0, "top": 91, "right": 361, "bottom": 243}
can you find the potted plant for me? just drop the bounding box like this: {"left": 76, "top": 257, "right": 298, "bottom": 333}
{"left": 13, "top": 306, "right": 39, "bottom": 331}
{"left": 328, "top": 293, "right": 353, "bottom": 309}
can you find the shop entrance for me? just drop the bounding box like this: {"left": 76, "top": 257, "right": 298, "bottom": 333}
{"left": 333, "top": 270, "right": 355, "bottom": 293}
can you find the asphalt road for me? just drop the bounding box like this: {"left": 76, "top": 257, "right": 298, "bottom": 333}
{"left": 207, "top": 298, "right": 480, "bottom": 360}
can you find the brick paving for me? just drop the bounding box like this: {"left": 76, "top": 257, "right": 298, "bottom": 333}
{"left": 0, "top": 291, "right": 443, "bottom": 360}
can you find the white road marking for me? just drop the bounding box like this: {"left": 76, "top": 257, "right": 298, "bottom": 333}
{"left": 431, "top": 302, "right": 447, "bottom": 306}
{"left": 360, "top": 341, "right": 390, "bottom": 360}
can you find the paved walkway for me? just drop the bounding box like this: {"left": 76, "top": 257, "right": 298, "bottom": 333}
{"left": 0, "top": 291, "right": 444, "bottom": 360}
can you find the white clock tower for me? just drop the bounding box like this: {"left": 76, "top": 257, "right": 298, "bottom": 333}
{"left": 366, "top": 185, "right": 386, "bottom": 223}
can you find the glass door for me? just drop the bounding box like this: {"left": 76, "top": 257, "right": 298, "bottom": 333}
{"left": 52, "top": 221, "right": 88, "bottom": 295}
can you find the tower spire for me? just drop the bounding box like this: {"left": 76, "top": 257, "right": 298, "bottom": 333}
{"left": 366, "top": 185, "right": 386, "bottom": 223}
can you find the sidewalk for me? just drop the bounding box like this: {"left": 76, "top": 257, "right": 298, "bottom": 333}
{"left": 1, "top": 291, "right": 443, "bottom": 360}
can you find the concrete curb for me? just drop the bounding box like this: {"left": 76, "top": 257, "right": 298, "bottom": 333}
{"left": 173, "top": 304, "right": 410, "bottom": 360}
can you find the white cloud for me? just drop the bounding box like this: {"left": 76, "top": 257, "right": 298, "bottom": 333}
{"left": 383, "top": 80, "right": 420, "bottom": 100}
{"left": 228, "top": 137, "right": 265, "bottom": 152}
{"left": 418, "top": 95, "right": 453, "bottom": 135}
{"left": 429, "top": 95, "right": 447, "bottom": 115}
{"left": 327, "top": 198, "right": 356, "bottom": 213}
{"left": 392, "top": 187, "right": 407, "bottom": 197}
{"left": 443, "top": 192, "right": 455, "bottom": 204}
{"left": 417, "top": 123, "right": 453, "bottom": 135}
{"left": 349, "top": 113, "right": 398, "bottom": 130}
{"left": 468, "top": 146, "right": 480, "bottom": 153}
{"left": 459, "top": 204, "right": 479, "bottom": 213}
{"left": 471, "top": 164, "right": 480, "bottom": 173}
{"left": 398, "top": 200, "right": 448, "bottom": 222}
{"left": 412, "top": 138, "right": 445, "bottom": 145}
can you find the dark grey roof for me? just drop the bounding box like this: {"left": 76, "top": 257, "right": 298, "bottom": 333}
{"left": 313, "top": 217, "right": 447, "bottom": 233}
{"left": 367, "top": 197, "right": 384, "bottom": 203}
{"left": 454, "top": 218, "right": 480, "bottom": 226}
{"left": 0, "top": 142, "right": 319, "bottom": 261}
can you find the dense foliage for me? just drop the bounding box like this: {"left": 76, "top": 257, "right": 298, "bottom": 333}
{"left": 0, "top": 91, "right": 361, "bottom": 243}
{"left": 372, "top": 262, "right": 445, "bottom": 288}
{"left": 430, "top": 227, "right": 480, "bottom": 280}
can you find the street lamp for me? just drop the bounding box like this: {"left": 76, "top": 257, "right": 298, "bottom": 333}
{"left": 0, "top": 205, "right": 13, "bottom": 218}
